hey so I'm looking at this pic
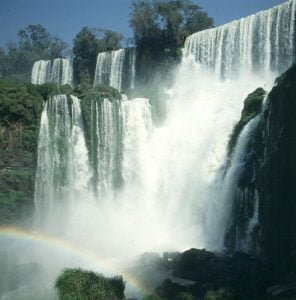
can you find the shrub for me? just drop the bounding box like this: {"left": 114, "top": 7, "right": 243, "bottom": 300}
{"left": 55, "top": 268, "right": 125, "bottom": 300}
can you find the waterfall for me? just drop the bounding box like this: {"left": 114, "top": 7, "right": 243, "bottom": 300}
{"left": 199, "top": 0, "right": 296, "bottom": 253}
{"left": 34, "top": 94, "right": 91, "bottom": 229}
{"left": 184, "top": 0, "right": 296, "bottom": 78}
{"left": 31, "top": 60, "right": 51, "bottom": 85}
{"left": 32, "top": 0, "right": 296, "bottom": 259}
{"left": 128, "top": 48, "right": 136, "bottom": 89}
{"left": 95, "top": 98, "right": 122, "bottom": 195}
{"left": 121, "top": 96, "right": 152, "bottom": 185}
{"left": 10, "top": 1, "right": 294, "bottom": 298}
{"left": 31, "top": 58, "right": 73, "bottom": 86}
{"left": 221, "top": 116, "right": 261, "bottom": 253}
{"left": 93, "top": 48, "right": 136, "bottom": 91}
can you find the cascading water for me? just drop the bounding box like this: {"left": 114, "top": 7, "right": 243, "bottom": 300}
{"left": 34, "top": 94, "right": 92, "bottom": 230}
{"left": 31, "top": 58, "right": 73, "bottom": 86}
{"left": 221, "top": 116, "right": 261, "bottom": 253}
{"left": 128, "top": 48, "right": 136, "bottom": 89}
{"left": 94, "top": 98, "right": 122, "bottom": 196}
{"left": 7, "top": 1, "right": 295, "bottom": 298}
{"left": 93, "top": 48, "right": 136, "bottom": 91}
{"left": 33, "top": 0, "right": 296, "bottom": 255}
{"left": 185, "top": 0, "right": 296, "bottom": 78}
{"left": 214, "top": 0, "right": 296, "bottom": 253}
{"left": 31, "top": 60, "right": 51, "bottom": 84}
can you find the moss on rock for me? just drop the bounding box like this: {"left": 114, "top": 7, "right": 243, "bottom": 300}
{"left": 227, "top": 87, "right": 266, "bottom": 156}
{"left": 77, "top": 84, "right": 121, "bottom": 170}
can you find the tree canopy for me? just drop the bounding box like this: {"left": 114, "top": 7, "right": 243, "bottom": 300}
{"left": 0, "top": 24, "right": 68, "bottom": 81}
{"left": 73, "top": 27, "right": 123, "bottom": 85}
{"left": 18, "top": 24, "right": 67, "bottom": 57}
{"left": 129, "top": 0, "right": 213, "bottom": 86}
{"left": 0, "top": 2, "right": 213, "bottom": 86}
{"left": 129, "top": 0, "right": 213, "bottom": 49}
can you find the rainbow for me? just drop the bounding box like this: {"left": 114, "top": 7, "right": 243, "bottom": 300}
{"left": 0, "top": 226, "right": 150, "bottom": 297}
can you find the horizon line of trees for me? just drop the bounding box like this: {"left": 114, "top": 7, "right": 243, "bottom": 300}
{"left": 0, "top": 0, "right": 213, "bottom": 84}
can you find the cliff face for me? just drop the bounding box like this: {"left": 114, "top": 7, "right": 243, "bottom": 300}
{"left": 225, "top": 65, "right": 296, "bottom": 277}
{"left": 0, "top": 81, "right": 43, "bottom": 225}
{"left": 259, "top": 66, "right": 296, "bottom": 275}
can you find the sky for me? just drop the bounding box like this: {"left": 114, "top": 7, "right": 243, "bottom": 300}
{"left": 0, "top": 0, "right": 289, "bottom": 48}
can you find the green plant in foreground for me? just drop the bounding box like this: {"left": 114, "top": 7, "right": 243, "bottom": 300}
{"left": 55, "top": 268, "right": 125, "bottom": 300}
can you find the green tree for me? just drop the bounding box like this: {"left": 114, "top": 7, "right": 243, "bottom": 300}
{"left": 17, "top": 24, "right": 68, "bottom": 58}
{"left": 129, "top": 0, "right": 213, "bottom": 84}
{"left": 143, "top": 295, "right": 162, "bottom": 300}
{"left": 0, "top": 48, "right": 7, "bottom": 77}
{"left": 55, "top": 268, "right": 125, "bottom": 300}
{"left": 0, "top": 24, "right": 68, "bottom": 81}
{"left": 18, "top": 24, "right": 51, "bottom": 52}
{"left": 73, "top": 27, "right": 124, "bottom": 85}
{"left": 130, "top": 0, "right": 213, "bottom": 49}
{"left": 176, "top": 292, "right": 194, "bottom": 300}
{"left": 129, "top": 0, "right": 161, "bottom": 49}
{"left": 205, "top": 288, "right": 234, "bottom": 300}
{"left": 96, "top": 29, "right": 124, "bottom": 52}
{"left": 73, "top": 27, "right": 98, "bottom": 86}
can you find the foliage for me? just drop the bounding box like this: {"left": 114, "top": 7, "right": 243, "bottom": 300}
{"left": 95, "top": 29, "right": 124, "bottom": 52}
{"left": 227, "top": 87, "right": 266, "bottom": 156}
{"left": 77, "top": 84, "right": 122, "bottom": 135}
{"left": 143, "top": 295, "right": 163, "bottom": 300}
{"left": 18, "top": 24, "right": 67, "bottom": 57}
{"left": 0, "top": 170, "right": 34, "bottom": 225}
{"left": 205, "top": 288, "right": 234, "bottom": 300}
{"left": 129, "top": 0, "right": 213, "bottom": 84}
{"left": 55, "top": 268, "right": 125, "bottom": 300}
{"left": 59, "top": 84, "right": 74, "bottom": 95}
{"left": 73, "top": 27, "right": 123, "bottom": 85}
{"left": 77, "top": 84, "right": 121, "bottom": 173}
{"left": 0, "top": 79, "right": 66, "bottom": 224}
{"left": 0, "top": 24, "right": 68, "bottom": 82}
{"left": 142, "top": 292, "right": 194, "bottom": 300}
{"left": 73, "top": 27, "right": 98, "bottom": 86}
{"left": 175, "top": 292, "right": 194, "bottom": 300}
{"left": 155, "top": 279, "right": 189, "bottom": 300}
{"left": 0, "top": 80, "right": 44, "bottom": 126}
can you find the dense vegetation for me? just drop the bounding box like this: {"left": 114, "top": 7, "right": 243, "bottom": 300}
{"left": 0, "top": 25, "right": 68, "bottom": 82}
{"left": 130, "top": 0, "right": 213, "bottom": 85}
{"left": 0, "top": 80, "right": 45, "bottom": 224}
{"left": 0, "top": 0, "right": 213, "bottom": 90}
{"left": 73, "top": 27, "right": 123, "bottom": 86}
{"left": 2, "top": 3, "right": 296, "bottom": 300}
{"left": 55, "top": 268, "right": 125, "bottom": 300}
{"left": 0, "top": 77, "right": 124, "bottom": 224}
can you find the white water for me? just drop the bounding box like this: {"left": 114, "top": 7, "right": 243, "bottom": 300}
{"left": 129, "top": 48, "right": 136, "bottom": 89}
{"left": 34, "top": 95, "right": 92, "bottom": 230}
{"left": 31, "top": 58, "right": 73, "bottom": 86}
{"left": 3, "top": 1, "right": 296, "bottom": 299}
{"left": 185, "top": 0, "right": 295, "bottom": 78}
{"left": 82, "top": 0, "right": 295, "bottom": 255}
{"left": 31, "top": 60, "right": 51, "bottom": 84}
{"left": 221, "top": 116, "right": 261, "bottom": 251}
{"left": 93, "top": 48, "right": 136, "bottom": 91}
{"left": 34, "top": 71, "right": 273, "bottom": 258}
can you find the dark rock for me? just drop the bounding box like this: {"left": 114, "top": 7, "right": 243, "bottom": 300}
{"left": 225, "top": 65, "right": 296, "bottom": 278}
{"left": 152, "top": 248, "right": 272, "bottom": 300}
